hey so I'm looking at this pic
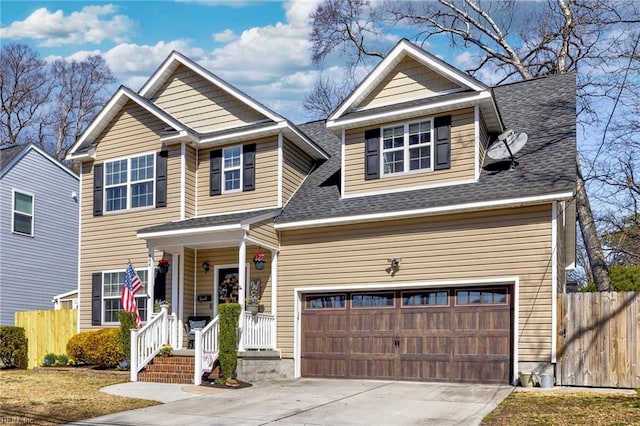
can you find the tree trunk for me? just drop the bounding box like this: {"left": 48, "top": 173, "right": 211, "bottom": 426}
{"left": 576, "top": 154, "right": 611, "bottom": 291}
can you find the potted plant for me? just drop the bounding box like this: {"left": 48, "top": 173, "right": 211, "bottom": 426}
{"left": 158, "top": 343, "right": 173, "bottom": 357}
{"left": 157, "top": 258, "right": 170, "bottom": 274}
{"left": 253, "top": 252, "right": 266, "bottom": 270}
{"left": 245, "top": 280, "right": 261, "bottom": 315}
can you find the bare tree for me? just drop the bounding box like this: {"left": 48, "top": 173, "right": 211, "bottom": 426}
{"left": 50, "top": 56, "right": 115, "bottom": 159}
{"left": 0, "top": 43, "right": 115, "bottom": 161}
{"left": 0, "top": 43, "right": 52, "bottom": 147}
{"left": 308, "top": 0, "right": 640, "bottom": 290}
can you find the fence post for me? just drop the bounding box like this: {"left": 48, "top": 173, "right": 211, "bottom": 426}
{"left": 130, "top": 328, "right": 138, "bottom": 382}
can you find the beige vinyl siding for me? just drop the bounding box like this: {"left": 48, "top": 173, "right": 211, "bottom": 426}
{"left": 185, "top": 146, "right": 196, "bottom": 218}
{"left": 197, "top": 137, "right": 279, "bottom": 215}
{"left": 193, "top": 247, "right": 272, "bottom": 315}
{"left": 151, "top": 65, "right": 267, "bottom": 133}
{"left": 360, "top": 56, "right": 461, "bottom": 109}
{"left": 183, "top": 248, "right": 196, "bottom": 318}
{"left": 278, "top": 204, "right": 553, "bottom": 361}
{"left": 78, "top": 101, "right": 183, "bottom": 330}
{"left": 282, "top": 139, "right": 314, "bottom": 205}
{"left": 344, "top": 108, "right": 476, "bottom": 195}
{"left": 249, "top": 219, "right": 279, "bottom": 249}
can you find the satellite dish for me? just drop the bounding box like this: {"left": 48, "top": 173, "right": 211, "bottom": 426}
{"left": 487, "top": 129, "right": 528, "bottom": 169}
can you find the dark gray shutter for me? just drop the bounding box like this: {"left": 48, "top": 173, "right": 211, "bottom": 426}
{"left": 210, "top": 149, "right": 222, "bottom": 196}
{"left": 93, "top": 163, "right": 103, "bottom": 216}
{"left": 243, "top": 143, "right": 256, "bottom": 191}
{"left": 91, "top": 273, "right": 102, "bottom": 326}
{"left": 364, "top": 128, "right": 380, "bottom": 180}
{"left": 434, "top": 115, "right": 451, "bottom": 170}
{"left": 156, "top": 150, "right": 168, "bottom": 207}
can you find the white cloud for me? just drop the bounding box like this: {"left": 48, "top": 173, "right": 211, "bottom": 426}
{"left": 213, "top": 29, "right": 237, "bottom": 43}
{"left": 0, "top": 5, "right": 137, "bottom": 46}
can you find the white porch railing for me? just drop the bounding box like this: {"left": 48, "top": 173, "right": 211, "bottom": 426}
{"left": 242, "top": 312, "right": 275, "bottom": 350}
{"left": 130, "top": 305, "right": 172, "bottom": 382}
{"left": 194, "top": 316, "right": 219, "bottom": 385}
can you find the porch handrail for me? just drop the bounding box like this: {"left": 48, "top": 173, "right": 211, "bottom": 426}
{"left": 130, "top": 305, "right": 170, "bottom": 382}
{"left": 242, "top": 312, "right": 275, "bottom": 350}
{"left": 194, "top": 316, "right": 219, "bottom": 386}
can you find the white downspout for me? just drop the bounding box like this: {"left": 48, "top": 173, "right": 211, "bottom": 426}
{"left": 271, "top": 249, "right": 278, "bottom": 349}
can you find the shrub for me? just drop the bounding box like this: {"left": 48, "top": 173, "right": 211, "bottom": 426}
{"left": 66, "top": 329, "right": 125, "bottom": 368}
{"left": 0, "top": 326, "right": 28, "bottom": 369}
{"left": 117, "top": 311, "right": 137, "bottom": 358}
{"left": 218, "top": 303, "right": 240, "bottom": 383}
{"left": 42, "top": 353, "right": 69, "bottom": 367}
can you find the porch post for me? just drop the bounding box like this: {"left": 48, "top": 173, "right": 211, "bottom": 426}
{"left": 271, "top": 249, "right": 278, "bottom": 348}
{"left": 238, "top": 238, "right": 246, "bottom": 351}
{"left": 171, "top": 252, "right": 180, "bottom": 348}
{"left": 147, "top": 248, "right": 155, "bottom": 307}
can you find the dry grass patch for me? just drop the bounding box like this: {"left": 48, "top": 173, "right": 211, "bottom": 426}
{"left": 483, "top": 390, "right": 640, "bottom": 425}
{"left": 0, "top": 369, "right": 159, "bottom": 425}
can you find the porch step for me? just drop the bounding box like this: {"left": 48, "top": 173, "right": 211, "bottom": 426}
{"left": 138, "top": 355, "right": 195, "bottom": 384}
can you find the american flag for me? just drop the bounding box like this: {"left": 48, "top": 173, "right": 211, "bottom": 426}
{"left": 121, "top": 262, "right": 143, "bottom": 327}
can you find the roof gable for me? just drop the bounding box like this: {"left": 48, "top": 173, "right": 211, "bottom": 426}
{"left": 328, "top": 39, "right": 489, "bottom": 125}
{"left": 1, "top": 144, "right": 78, "bottom": 180}
{"left": 67, "top": 86, "right": 196, "bottom": 159}
{"left": 140, "top": 51, "right": 284, "bottom": 126}
{"left": 149, "top": 64, "right": 270, "bottom": 133}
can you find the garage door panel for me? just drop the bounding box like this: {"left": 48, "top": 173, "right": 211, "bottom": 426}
{"left": 350, "top": 358, "right": 396, "bottom": 379}
{"left": 302, "top": 356, "right": 347, "bottom": 377}
{"left": 350, "top": 336, "right": 395, "bottom": 354}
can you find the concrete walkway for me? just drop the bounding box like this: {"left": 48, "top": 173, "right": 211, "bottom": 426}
{"left": 67, "top": 379, "right": 513, "bottom": 426}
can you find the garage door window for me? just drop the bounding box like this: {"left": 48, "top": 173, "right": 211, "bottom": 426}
{"left": 305, "top": 294, "right": 346, "bottom": 309}
{"left": 402, "top": 290, "right": 448, "bottom": 306}
{"left": 352, "top": 292, "right": 394, "bottom": 308}
{"left": 456, "top": 288, "right": 507, "bottom": 305}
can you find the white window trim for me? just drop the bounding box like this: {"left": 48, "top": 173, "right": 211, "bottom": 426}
{"left": 102, "top": 269, "right": 149, "bottom": 325}
{"left": 12, "top": 189, "right": 34, "bottom": 237}
{"left": 104, "top": 151, "right": 156, "bottom": 213}
{"left": 380, "top": 118, "right": 434, "bottom": 177}
{"left": 222, "top": 145, "right": 243, "bottom": 194}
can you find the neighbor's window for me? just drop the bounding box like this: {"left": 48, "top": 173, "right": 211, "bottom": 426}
{"left": 105, "top": 153, "right": 155, "bottom": 212}
{"left": 12, "top": 190, "right": 34, "bottom": 236}
{"left": 382, "top": 119, "right": 432, "bottom": 175}
{"left": 223, "top": 146, "right": 242, "bottom": 192}
{"left": 102, "top": 269, "right": 148, "bottom": 323}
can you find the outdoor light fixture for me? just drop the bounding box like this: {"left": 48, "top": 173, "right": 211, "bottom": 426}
{"left": 202, "top": 261, "right": 210, "bottom": 273}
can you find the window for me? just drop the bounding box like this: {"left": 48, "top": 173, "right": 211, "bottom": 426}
{"left": 105, "top": 153, "right": 155, "bottom": 212}
{"left": 352, "top": 292, "right": 394, "bottom": 308}
{"left": 402, "top": 290, "right": 449, "bottom": 307}
{"left": 223, "top": 146, "right": 242, "bottom": 192}
{"left": 381, "top": 120, "right": 432, "bottom": 175}
{"left": 12, "top": 190, "right": 34, "bottom": 236}
{"left": 305, "top": 294, "right": 346, "bottom": 309}
{"left": 102, "top": 270, "right": 148, "bottom": 323}
{"left": 456, "top": 288, "right": 508, "bottom": 305}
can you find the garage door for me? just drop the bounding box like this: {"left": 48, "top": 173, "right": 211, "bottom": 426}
{"left": 301, "top": 286, "right": 512, "bottom": 384}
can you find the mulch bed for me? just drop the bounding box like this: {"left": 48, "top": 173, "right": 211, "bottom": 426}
{"left": 200, "top": 374, "right": 253, "bottom": 389}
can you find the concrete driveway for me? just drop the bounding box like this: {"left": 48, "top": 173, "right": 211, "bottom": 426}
{"left": 69, "top": 379, "right": 513, "bottom": 426}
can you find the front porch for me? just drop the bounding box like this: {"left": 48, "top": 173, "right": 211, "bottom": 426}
{"left": 131, "top": 307, "right": 281, "bottom": 384}
{"left": 131, "top": 209, "right": 283, "bottom": 384}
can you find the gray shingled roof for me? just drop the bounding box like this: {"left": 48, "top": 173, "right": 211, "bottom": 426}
{"left": 276, "top": 72, "right": 576, "bottom": 224}
{"left": 0, "top": 144, "right": 29, "bottom": 173}
{"left": 138, "top": 208, "right": 281, "bottom": 235}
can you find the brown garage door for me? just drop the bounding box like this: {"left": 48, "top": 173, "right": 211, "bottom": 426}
{"left": 301, "top": 287, "right": 512, "bottom": 384}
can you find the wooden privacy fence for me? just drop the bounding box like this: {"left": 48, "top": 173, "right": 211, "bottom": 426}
{"left": 557, "top": 292, "right": 640, "bottom": 388}
{"left": 14, "top": 309, "right": 77, "bottom": 369}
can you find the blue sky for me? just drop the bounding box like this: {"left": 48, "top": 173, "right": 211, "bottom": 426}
{"left": 0, "top": 1, "right": 472, "bottom": 123}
